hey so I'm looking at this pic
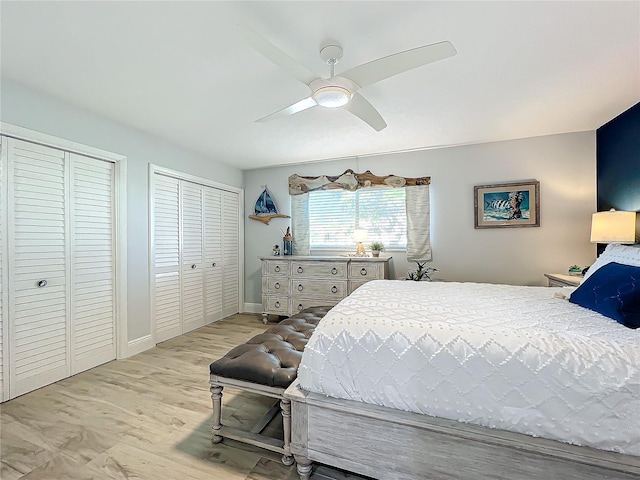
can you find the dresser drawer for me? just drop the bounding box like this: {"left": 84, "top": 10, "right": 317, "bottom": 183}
{"left": 262, "top": 260, "right": 289, "bottom": 276}
{"left": 291, "top": 279, "right": 347, "bottom": 298}
{"left": 262, "top": 276, "right": 290, "bottom": 294}
{"left": 291, "top": 296, "right": 341, "bottom": 314}
{"left": 262, "top": 295, "right": 289, "bottom": 315}
{"left": 349, "top": 262, "right": 383, "bottom": 280}
{"left": 291, "top": 261, "right": 347, "bottom": 279}
{"left": 348, "top": 280, "right": 370, "bottom": 294}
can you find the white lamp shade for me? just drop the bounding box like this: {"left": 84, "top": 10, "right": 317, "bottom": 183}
{"left": 590, "top": 210, "right": 636, "bottom": 243}
{"left": 354, "top": 229, "right": 368, "bottom": 242}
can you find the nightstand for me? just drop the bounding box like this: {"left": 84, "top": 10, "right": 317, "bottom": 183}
{"left": 544, "top": 273, "right": 582, "bottom": 287}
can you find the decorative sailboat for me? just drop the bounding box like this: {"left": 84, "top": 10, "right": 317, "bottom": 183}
{"left": 249, "top": 186, "right": 290, "bottom": 225}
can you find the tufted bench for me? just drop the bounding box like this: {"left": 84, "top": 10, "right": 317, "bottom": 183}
{"left": 209, "top": 306, "right": 331, "bottom": 465}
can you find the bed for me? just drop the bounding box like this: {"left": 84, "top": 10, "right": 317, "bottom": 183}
{"left": 284, "top": 244, "right": 640, "bottom": 479}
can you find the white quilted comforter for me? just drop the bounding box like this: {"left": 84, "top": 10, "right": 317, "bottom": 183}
{"left": 298, "top": 280, "right": 640, "bottom": 455}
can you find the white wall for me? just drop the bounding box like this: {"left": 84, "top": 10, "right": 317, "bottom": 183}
{"left": 1, "top": 79, "right": 243, "bottom": 342}
{"left": 244, "top": 132, "right": 597, "bottom": 305}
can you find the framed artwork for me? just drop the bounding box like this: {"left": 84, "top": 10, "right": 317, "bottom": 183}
{"left": 474, "top": 180, "right": 540, "bottom": 229}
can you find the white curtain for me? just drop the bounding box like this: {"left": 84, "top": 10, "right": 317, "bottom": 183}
{"left": 405, "top": 185, "right": 432, "bottom": 261}
{"left": 291, "top": 194, "right": 310, "bottom": 255}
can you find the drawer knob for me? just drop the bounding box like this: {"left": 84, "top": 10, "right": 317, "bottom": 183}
{"left": 212, "top": 262, "right": 216, "bottom": 267}
{"left": 274, "top": 265, "right": 280, "bottom": 272}
{"left": 37, "top": 279, "right": 48, "bottom": 288}
{"left": 331, "top": 285, "right": 338, "bottom": 294}
{"left": 298, "top": 284, "right": 303, "bottom": 291}
{"left": 297, "top": 304, "right": 303, "bottom": 311}
{"left": 275, "top": 301, "right": 280, "bottom": 308}
{"left": 331, "top": 267, "right": 338, "bottom": 275}
{"left": 297, "top": 266, "right": 303, "bottom": 273}
{"left": 191, "top": 264, "right": 197, "bottom": 269}
{"left": 360, "top": 268, "right": 367, "bottom": 276}
{"left": 274, "top": 282, "right": 280, "bottom": 289}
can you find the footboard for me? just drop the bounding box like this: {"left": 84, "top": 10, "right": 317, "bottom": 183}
{"left": 285, "top": 381, "right": 640, "bottom": 480}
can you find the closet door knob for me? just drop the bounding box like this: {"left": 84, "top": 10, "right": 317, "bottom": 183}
{"left": 37, "top": 280, "right": 48, "bottom": 288}
{"left": 191, "top": 264, "right": 197, "bottom": 269}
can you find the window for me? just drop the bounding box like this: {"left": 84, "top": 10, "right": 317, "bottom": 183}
{"left": 308, "top": 188, "right": 406, "bottom": 250}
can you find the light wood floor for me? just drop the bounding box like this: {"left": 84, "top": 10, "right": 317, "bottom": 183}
{"left": 0, "top": 313, "right": 302, "bottom": 480}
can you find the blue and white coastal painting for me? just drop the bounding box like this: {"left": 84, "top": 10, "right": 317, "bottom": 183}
{"left": 483, "top": 190, "right": 530, "bottom": 221}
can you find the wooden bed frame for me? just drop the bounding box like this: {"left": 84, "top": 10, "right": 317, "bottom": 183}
{"left": 285, "top": 381, "right": 640, "bottom": 480}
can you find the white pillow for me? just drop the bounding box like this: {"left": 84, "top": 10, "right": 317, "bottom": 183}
{"left": 581, "top": 243, "right": 640, "bottom": 283}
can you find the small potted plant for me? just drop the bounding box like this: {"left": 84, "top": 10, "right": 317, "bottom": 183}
{"left": 568, "top": 265, "right": 583, "bottom": 276}
{"left": 369, "top": 241, "right": 384, "bottom": 257}
{"left": 406, "top": 261, "right": 438, "bottom": 281}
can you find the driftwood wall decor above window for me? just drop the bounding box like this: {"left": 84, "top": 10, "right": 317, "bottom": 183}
{"left": 288, "top": 169, "right": 430, "bottom": 195}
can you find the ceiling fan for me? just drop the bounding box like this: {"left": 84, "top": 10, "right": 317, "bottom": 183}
{"left": 241, "top": 26, "right": 457, "bottom": 131}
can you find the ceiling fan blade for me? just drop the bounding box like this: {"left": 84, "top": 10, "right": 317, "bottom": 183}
{"left": 343, "top": 93, "right": 387, "bottom": 131}
{"left": 256, "top": 97, "right": 318, "bottom": 123}
{"left": 341, "top": 41, "right": 457, "bottom": 88}
{"left": 239, "top": 25, "right": 319, "bottom": 86}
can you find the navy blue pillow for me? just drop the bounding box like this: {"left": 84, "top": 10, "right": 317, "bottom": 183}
{"left": 569, "top": 262, "right": 640, "bottom": 329}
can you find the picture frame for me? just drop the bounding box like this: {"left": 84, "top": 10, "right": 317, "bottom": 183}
{"left": 474, "top": 180, "right": 540, "bottom": 229}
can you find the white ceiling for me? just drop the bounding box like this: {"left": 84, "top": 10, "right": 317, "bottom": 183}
{"left": 1, "top": 1, "right": 638, "bottom": 170}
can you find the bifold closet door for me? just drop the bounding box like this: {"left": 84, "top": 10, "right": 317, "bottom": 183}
{"left": 0, "top": 138, "right": 6, "bottom": 401}
{"left": 181, "top": 182, "right": 205, "bottom": 333}
{"left": 70, "top": 153, "right": 115, "bottom": 374}
{"left": 8, "top": 139, "right": 70, "bottom": 398}
{"left": 153, "top": 175, "right": 182, "bottom": 343}
{"left": 204, "top": 187, "right": 223, "bottom": 324}
{"left": 222, "top": 190, "right": 239, "bottom": 317}
{"left": 4, "top": 139, "right": 117, "bottom": 398}
{"left": 153, "top": 174, "right": 239, "bottom": 343}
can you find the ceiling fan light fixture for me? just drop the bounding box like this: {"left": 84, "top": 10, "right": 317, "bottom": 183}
{"left": 312, "top": 86, "right": 351, "bottom": 108}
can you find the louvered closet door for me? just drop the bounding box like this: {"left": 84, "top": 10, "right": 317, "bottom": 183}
{"left": 221, "top": 190, "right": 239, "bottom": 317}
{"left": 204, "top": 187, "right": 222, "bottom": 323}
{"left": 8, "top": 138, "right": 69, "bottom": 398}
{"left": 70, "top": 153, "right": 115, "bottom": 374}
{"left": 153, "top": 175, "right": 181, "bottom": 343}
{"left": 0, "top": 138, "right": 6, "bottom": 401}
{"left": 181, "top": 182, "right": 205, "bottom": 333}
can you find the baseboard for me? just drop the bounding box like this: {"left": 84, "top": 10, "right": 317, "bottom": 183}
{"left": 120, "top": 334, "right": 155, "bottom": 358}
{"left": 243, "top": 302, "right": 262, "bottom": 314}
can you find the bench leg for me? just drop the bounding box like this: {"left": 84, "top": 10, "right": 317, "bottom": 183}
{"left": 294, "top": 455, "right": 313, "bottom": 480}
{"left": 210, "top": 384, "right": 223, "bottom": 444}
{"left": 280, "top": 398, "right": 294, "bottom": 465}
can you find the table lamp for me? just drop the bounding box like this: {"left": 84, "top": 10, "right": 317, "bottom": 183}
{"left": 354, "top": 229, "right": 368, "bottom": 256}
{"left": 590, "top": 209, "right": 636, "bottom": 244}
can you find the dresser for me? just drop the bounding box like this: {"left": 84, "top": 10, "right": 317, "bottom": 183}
{"left": 259, "top": 256, "right": 391, "bottom": 323}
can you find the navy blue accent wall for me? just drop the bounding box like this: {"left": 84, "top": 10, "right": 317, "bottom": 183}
{"left": 596, "top": 102, "right": 640, "bottom": 212}
{"left": 596, "top": 102, "right": 640, "bottom": 249}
